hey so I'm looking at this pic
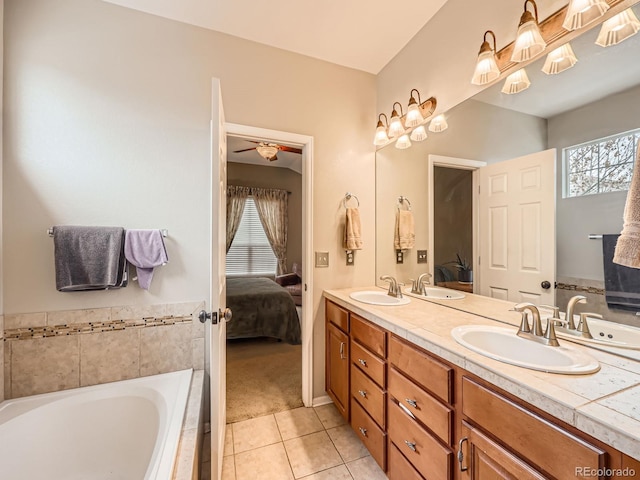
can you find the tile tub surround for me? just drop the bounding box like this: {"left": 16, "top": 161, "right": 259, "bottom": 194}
{"left": 174, "top": 369, "right": 205, "bottom": 480}
{"left": 3, "top": 301, "right": 205, "bottom": 398}
{"left": 324, "top": 287, "right": 640, "bottom": 461}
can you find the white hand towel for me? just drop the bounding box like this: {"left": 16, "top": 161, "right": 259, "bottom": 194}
{"left": 344, "top": 207, "right": 363, "bottom": 250}
{"left": 614, "top": 139, "right": 640, "bottom": 268}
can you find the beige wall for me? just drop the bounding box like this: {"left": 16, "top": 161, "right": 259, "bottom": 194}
{"left": 3, "top": 0, "right": 376, "bottom": 400}
{"left": 227, "top": 162, "right": 302, "bottom": 273}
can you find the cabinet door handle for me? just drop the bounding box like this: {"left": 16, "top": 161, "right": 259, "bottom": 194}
{"left": 404, "top": 440, "right": 417, "bottom": 452}
{"left": 457, "top": 437, "right": 469, "bottom": 472}
{"left": 339, "top": 342, "right": 346, "bottom": 360}
{"left": 405, "top": 398, "right": 417, "bottom": 408}
{"left": 358, "top": 390, "right": 367, "bottom": 398}
{"left": 358, "top": 358, "right": 367, "bottom": 367}
{"left": 359, "top": 427, "right": 367, "bottom": 437}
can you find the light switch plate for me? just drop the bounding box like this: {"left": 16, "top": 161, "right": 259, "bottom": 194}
{"left": 315, "top": 251, "right": 329, "bottom": 267}
{"left": 346, "top": 250, "right": 354, "bottom": 266}
{"left": 396, "top": 249, "right": 404, "bottom": 264}
{"left": 417, "top": 250, "right": 428, "bottom": 264}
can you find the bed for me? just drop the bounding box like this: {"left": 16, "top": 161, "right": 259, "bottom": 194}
{"left": 225, "top": 277, "right": 301, "bottom": 344}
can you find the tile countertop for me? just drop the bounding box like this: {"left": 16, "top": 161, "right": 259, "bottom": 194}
{"left": 323, "top": 286, "right": 640, "bottom": 461}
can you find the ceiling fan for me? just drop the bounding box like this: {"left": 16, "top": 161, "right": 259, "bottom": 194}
{"left": 233, "top": 141, "right": 302, "bottom": 161}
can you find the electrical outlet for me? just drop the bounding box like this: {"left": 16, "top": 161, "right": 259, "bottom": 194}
{"left": 417, "top": 250, "right": 428, "bottom": 264}
{"left": 346, "top": 250, "right": 354, "bottom": 266}
{"left": 315, "top": 251, "right": 329, "bottom": 267}
{"left": 396, "top": 249, "right": 404, "bottom": 264}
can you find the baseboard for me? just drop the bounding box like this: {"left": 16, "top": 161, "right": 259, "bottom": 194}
{"left": 312, "top": 395, "right": 332, "bottom": 407}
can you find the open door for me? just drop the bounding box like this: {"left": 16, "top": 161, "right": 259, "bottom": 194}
{"left": 208, "top": 78, "right": 228, "bottom": 480}
{"left": 478, "top": 149, "right": 556, "bottom": 305}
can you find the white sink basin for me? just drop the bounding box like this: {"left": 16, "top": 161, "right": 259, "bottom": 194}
{"left": 405, "top": 286, "right": 465, "bottom": 300}
{"left": 556, "top": 317, "right": 640, "bottom": 350}
{"left": 451, "top": 325, "right": 600, "bottom": 374}
{"left": 349, "top": 290, "right": 410, "bottom": 306}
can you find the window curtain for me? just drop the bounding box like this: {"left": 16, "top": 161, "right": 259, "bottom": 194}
{"left": 226, "top": 185, "right": 251, "bottom": 253}
{"left": 252, "top": 187, "right": 289, "bottom": 275}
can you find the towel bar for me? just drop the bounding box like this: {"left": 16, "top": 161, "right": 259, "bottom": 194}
{"left": 343, "top": 192, "right": 360, "bottom": 208}
{"left": 588, "top": 234, "right": 603, "bottom": 240}
{"left": 397, "top": 196, "right": 412, "bottom": 210}
{"left": 47, "top": 228, "right": 169, "bottom": 237}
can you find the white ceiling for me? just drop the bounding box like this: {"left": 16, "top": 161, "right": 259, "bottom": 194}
{"left": 101, "top": 0, "right": 450, "bottom": 74}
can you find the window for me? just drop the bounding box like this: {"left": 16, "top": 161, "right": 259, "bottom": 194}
{"left": 563, "top": 129, "right": 640, "bottom": 198}
{"left": 226, "top": 197, "right": 277, "bottom": 276}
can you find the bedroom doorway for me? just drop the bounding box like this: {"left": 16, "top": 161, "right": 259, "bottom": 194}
{"left": 224, "top": 123, "right": 313, "bottom": 423}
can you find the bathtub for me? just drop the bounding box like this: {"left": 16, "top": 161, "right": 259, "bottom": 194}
{"left": 0, "top": 369, "right": 194, "bottom": 480}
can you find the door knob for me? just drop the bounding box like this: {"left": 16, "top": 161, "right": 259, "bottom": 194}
{"left": 541, "top": 280, "right": 552, "bottom": 290}
{"left": 221, "top": 308, "right": 232, "bottom": 323}
{"left": 199, "top": 308, "right": 232, "bottom": 324}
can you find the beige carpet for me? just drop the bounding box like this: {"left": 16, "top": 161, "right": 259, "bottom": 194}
{"left": 226, "top": 337, "right": 303, "bottom": 424}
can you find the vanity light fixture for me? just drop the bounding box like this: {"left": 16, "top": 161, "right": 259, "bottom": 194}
{"left": 410, "top": 125, "right": 428, "bottom": 142}
{"left": 595, "top": 8, "right": 640, "bottom": 47}
{"left": 541, "top": 43, "right": 578, "bottom": 75}
{"left": 511, "top": 0, "right": 547, "bottom": 63}
{"left": 388, "top": 102, "right": 406, "bottom": 138}
{"left": 472, "top": 30, "right": 500, "bottom": 85}
{"left": 501, "top": 68, "right": 531, "bottom": 94}
{"left": 563, "top": 0, "right": 609, "bottom": 31}
{"left": 405, "top": 89, "right": 425, "bottom": 127}
{"left": 428, "top": 114, "right": 448, "bottom": 133}
{"left": 373, "top": 114, "right": 390, "bottom": 146}
{"left": 395, "top": 134, "right": 412, "bottom": 149}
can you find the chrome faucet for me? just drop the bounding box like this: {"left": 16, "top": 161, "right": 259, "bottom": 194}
{"left": 565, "top": 295, "right": 587, "bottom": 330}
{"left": 513, "top": 302, "right": 560, "bottom": 346}
{"left": 380, "top": 275, "right": 404, "bottom": 298}
{"left": 575, "top": 312, "right": 601, "bottom": 339}
{"left": 410, "top": 273, "right": 432, "bottom": 295}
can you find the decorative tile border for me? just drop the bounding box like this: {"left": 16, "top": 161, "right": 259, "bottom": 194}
{"left": 4, "top": 315, "right": 193, "bottom": 341}
{"left": 556, "top": 283, "right": 605, "bottom": 295}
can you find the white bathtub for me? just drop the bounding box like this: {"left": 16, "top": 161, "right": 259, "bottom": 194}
{"left": 0, "top": 369, "right": 193, "bottom": 480}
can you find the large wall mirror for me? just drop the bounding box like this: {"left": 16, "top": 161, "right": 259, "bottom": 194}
{"left": 375, "top": 2, "right": 640, "bottom": 325}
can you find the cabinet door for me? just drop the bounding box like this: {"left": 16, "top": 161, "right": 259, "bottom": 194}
{"left": 459, "top": 422, "right": 547, "bottom": 480}
{"left": 326, "top": 321, "right": 350, "bottom": 420}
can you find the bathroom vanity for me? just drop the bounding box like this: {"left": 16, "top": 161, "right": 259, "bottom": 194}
{"left": 324, "top": 287, "right": 640, "bottom": 480}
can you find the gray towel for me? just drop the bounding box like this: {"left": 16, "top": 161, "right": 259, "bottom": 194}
{"left": 53, "top": 226, "right": 127, "bottom": 291}
{"left": 603, "top": 234, "right": 640, "bottom": 311}
{"left": 124, "top": 229, "right": 168, "bottom": 290}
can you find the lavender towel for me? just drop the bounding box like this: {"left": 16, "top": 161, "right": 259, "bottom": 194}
{"left": 124, "top": 229, "right": 168, "bottom": 290}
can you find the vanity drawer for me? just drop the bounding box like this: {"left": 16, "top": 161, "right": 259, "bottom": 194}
{"left": 350, "top": 314, "right": 386, "bottom": 358}
{"left": 326, "top": 300, "right": 349, "bottom": 333}
{"left": 351, "top": 339, "right": 385, "bottom": 387}
{"left": 388, "top": 367, "right": 452, "bottom": 445}
{"left": 462, "top": 377, "right": 606, "bottom": 480}
{"left": 351, "top": 364, "right": 385, "bottom": 429}
{"left": 351, "top": 399, "right": 386, "bottom": 471}
{"left": 388, "top": 442, "right": 425, "bottom": 480}
{"left": 388, "top": 399, "right": 452, "bottom": 480}
{"left": 389, "top": 335, "right": 452, "bottom": 404}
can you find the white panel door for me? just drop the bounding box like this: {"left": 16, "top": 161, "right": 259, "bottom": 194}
{"left": 478, "top": 149, "right": 556, "bottom": 305}
{"left": 209, "top": 78, "right": 228, "bottom": 480}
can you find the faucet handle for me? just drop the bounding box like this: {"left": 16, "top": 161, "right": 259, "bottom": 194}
{"left": 409, "top": 279, "right": 422, "bottom": 294}
{"left": 516, "top": 311, "right": 531, "bottom": 334}
{"left": 543, "top": 319, "right": 562, "bottom": 346}
{"left": 577, "top": 313, "right": 601, "bottom": 339}
{"left": 540, "top": 304, "right": 560, "bottom": 319}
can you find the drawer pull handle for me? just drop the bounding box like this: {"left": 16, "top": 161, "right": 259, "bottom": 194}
{"left": 358, "top": 390, "right": 367, "bottom": 398}
{"left": 404, "top": 440, "right": 417, "bottom": 452}
{"left": 359, "top": 427, "right": 367, "bottom": 437}
{"left": 339, "top": 342, "right": 346, "bottom": 360}
{"left": 358, "top": 358, "right": 367, "bottom": 367}
{"left": 457, "top": 437, "right": 469, "bottom": 472}
{"left": 405, "top": 398, "right": 417, "bottom": 408}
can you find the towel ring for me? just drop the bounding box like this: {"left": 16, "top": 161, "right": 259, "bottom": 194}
{"left": 343, "top": 192, "right": 360, "bottom": 209}
{"left": 397, "top": 196, "right": 412, "bottom": 211}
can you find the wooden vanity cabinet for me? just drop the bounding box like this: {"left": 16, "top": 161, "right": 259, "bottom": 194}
{"left": 325, "top": 300, "right": 350, "bottom": 420}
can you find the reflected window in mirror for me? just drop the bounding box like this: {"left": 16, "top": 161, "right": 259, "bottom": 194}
{"left": 563, "top": 128, "right": 640, "bottom": 198}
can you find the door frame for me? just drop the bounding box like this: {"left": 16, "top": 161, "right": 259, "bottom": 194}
{"left": 225, "top": 122, "right": 314, "bottom": 407}
{"left": 427, "top": 155, "right": 486, "bottom": 292}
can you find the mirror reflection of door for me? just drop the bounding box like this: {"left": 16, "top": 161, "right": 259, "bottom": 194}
{"left": 433, "top": 167, "right": 474, "bottom": 293}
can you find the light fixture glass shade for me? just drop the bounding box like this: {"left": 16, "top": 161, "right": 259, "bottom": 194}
{"left": 256, "top": 144, "right": 279, "bottom": 159}
{"left": 595, "top": 9, "right": 640, "bottom": 47}
{"left": 541, "top": 43, "right": 578, "bottom": 75}
{"left": 395, "top": 134, "right": 412, "bottom": 149}
{"left": 374, "top": 125, "right": 389, "bottom": 146}
{"left": 563, "top": 0, "right": 609, "bottom": 31}
{"left": 428, "top": 114, "right": 448, "bottom": 133}
{"left": 501, "top": 68, "right": 531, "bottom": 94}
{"left": 511, "top": 18, "right": 547, "bottom": 62}
{"left": 472, "top": 48, "right": 500, "bottom": 85}
{"left": 405, "top": 102, "right": 424, "bottom": 128}
{"left": 410, "top": 125, "right": 428, "bottom": 142}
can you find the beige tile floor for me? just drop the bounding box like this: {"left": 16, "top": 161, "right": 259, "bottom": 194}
{"left": 201, "top": 403, "right": 388, "bottom": 480}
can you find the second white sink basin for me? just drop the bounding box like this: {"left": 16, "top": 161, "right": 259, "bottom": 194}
{"left": 451, "top": 325, "right": 600, "bottom": 374}
{"left": 557, "top": 317, "right": 640, "bottom": 350}
{"left": 405, "top": 286, "right": 465, "bottom": 299}
{"left": 349, "top": 290, "right": 410, "bottom": 306}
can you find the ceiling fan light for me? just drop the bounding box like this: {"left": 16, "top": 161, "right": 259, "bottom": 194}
{"left": 501, "top": 68, "right": 531, "bottom": 94}
{"left": 511, "top": 1, "right": 547, "bottom": 63}
{"left": 541, "top": 43, "right": 578, "bottom": 75}
{"left": 395, "top": 134, "right": 412, "bottom": 149}
{"left": 256, "top": 144, "right": 279, "bottom": 160}
{"left": 428, "top": 114, "right": 448, "bottom": 133}
{"left": 595, "top": 9, "right": 640, "bottom": 47}
{"left": 563, "top": 0, "right": 609, "bottom": 30}
{"left": 472, "top": 31, "right": 500, "bottom": 85}
{"left": 410, "top": 125, "right": 428, "bottom": 142}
